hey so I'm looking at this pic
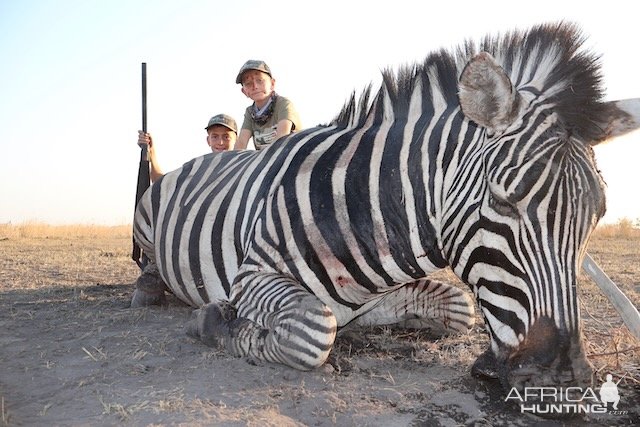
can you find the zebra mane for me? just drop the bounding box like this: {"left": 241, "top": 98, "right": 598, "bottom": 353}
{"left": 332, "top": 22, "right": 608, "bottom": 142}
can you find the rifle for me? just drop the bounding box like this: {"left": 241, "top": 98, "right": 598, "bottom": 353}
{"left": 132, "top": 62, "right": 150, "bottom": 269}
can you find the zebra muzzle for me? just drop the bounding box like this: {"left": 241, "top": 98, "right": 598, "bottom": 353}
{"left": 503, "top": 316, "right": 592, "bottom": 391}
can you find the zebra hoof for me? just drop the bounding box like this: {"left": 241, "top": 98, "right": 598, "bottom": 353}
{"left": 471, "top": 349, "right": 499, "bottom": 380}
{"left": 185, "top": 302, "right": 236, "bottom": 347}
{"left": 130, "top": 289, "right": 166, "bottom": 308}
{"left": 131, "top": 263, "right": 168, "bottom": 308}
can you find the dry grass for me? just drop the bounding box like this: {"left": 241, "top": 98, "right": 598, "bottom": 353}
{"left": 0, "top": 221, "right": 132, "bottom": 240}
{"left": 0, "top": 223, "right": 139, "bottom": 292}
{"left": 592, "top": 217, "right": 640, "bottom": 239}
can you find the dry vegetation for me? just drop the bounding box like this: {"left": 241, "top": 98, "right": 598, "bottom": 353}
{"left": 0, "top": 220, "right": 638, "bottom": 425}
{"left": 0, "top": 222, "right": 132, "bottom": 240}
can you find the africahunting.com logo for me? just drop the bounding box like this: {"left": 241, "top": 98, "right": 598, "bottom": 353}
{"left": 505, "top": 374, "right": 629, "bottom": 416}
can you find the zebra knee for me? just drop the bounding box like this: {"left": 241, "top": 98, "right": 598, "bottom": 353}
{"left": 417, "top": 280, "right": 476, "bottom": 334}
{"left": 444, "top": 289, "right": 476, "bottom": 333}
{"left": 275, "top": 300, "right": 338, "bottom": 370}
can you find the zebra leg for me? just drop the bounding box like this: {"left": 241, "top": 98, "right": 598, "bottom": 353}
{"left": 131, "top": 262, "right": 168, "bottom": 308}
{"left": 185, "top": 273, "right": 338, "bottom": 371}
{"left": 353, "top": 279, "right": 476, "bottom": 334}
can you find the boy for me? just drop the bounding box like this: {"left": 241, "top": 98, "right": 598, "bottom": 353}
{"left": 137, "top": 113, "right": 237, "bottom": 182}
{"left": 234, "top": 60, "right": 301, "bottom": 150}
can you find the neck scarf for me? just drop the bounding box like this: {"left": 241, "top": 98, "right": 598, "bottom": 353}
{"left": 251, "top": 93, "right": 277, "bottom": 125}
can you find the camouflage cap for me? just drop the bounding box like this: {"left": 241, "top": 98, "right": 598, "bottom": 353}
{"left": 236, "top": 59, "right": 272, "bottom": 84}
{"left": 204, "top": 114, "right": 237, "bottom": 134}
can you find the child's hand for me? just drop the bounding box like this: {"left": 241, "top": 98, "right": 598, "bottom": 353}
{"left": 137, "top": 130, "right": 153, "bottom": 149}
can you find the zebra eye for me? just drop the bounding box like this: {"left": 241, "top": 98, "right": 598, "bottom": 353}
{"left": 489, "top": 192, "right": 519, "bottom": 218}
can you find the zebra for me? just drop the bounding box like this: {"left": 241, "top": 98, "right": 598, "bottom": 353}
{"left": 132, "top": 23, "right": 640, "bottom": 392}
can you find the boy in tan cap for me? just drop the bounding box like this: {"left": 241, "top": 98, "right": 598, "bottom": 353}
{"left": 234, "top": 59, "right": 301, "bottom": 150}
{"left": 202, "top": 114, "right": 238, "bottom": 152}
{"left": 137, "top": 113, "right": 237, "bottom": 182}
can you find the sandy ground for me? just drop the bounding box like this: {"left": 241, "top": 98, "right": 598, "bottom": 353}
{"left": 0, "top": 230, "right": 638, "bottom": 426}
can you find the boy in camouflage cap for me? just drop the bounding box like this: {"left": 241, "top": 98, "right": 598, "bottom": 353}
{"left": 234, "top": 59, "right": 301, "bottom": 150}
{"left": 203, "top": 113, "right": 238, "bottom": 152}
{"left": 137, "top": 113, "right": 237, "bottom": 182}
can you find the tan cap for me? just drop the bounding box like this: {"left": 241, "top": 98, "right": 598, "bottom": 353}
{"left": 236, "top": 59, "right": 272, "bottom": 84}
{"left": 204, "top": 114, "right": 237, "bottom": 133}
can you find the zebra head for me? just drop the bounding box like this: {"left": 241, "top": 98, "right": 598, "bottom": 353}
{"left": 447, "top": 24, "right": 640, "bottom": 392}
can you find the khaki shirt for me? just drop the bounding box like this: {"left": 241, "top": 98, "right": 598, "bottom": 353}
{"left": 241, "top": 95, "right": 301, "bottom": 150}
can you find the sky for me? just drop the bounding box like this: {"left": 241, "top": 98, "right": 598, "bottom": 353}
{"left": 0, "top": 0, "right": 638, "bottom": 225}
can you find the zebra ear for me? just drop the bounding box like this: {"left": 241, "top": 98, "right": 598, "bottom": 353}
{"left": 592, "top": 98, "right": 640, "bottom": 145}
{"left": 458, "top": 52, "right": 522, "bottom": 134}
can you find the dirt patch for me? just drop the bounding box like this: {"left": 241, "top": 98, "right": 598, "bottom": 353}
{"left": 0, "top": 233, "right": 638, "bottom": 425}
